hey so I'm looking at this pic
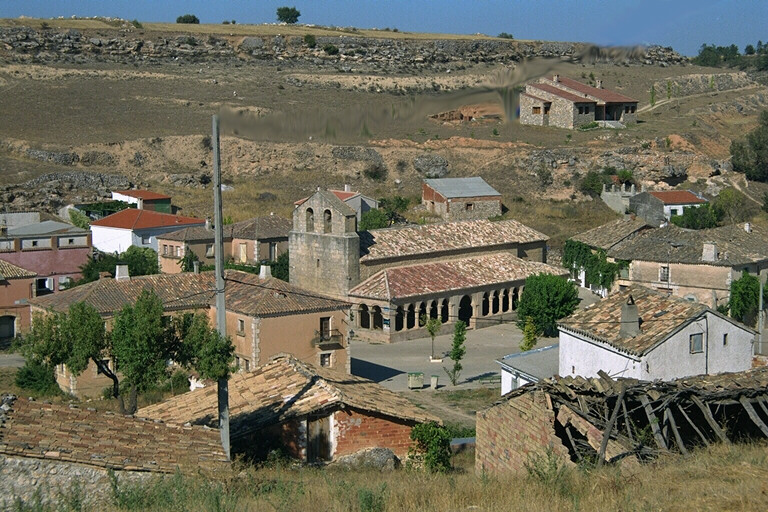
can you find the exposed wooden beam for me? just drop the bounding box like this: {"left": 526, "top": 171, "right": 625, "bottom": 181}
{"left": 691, "top": 395, "right": 729, "bottom": 444}
{"left": 639, "top": 394, "right": 668, "bottom": 451}
{"left": 598, "top": 388, "right": 626, "bottom": 467}
{"left": 564, "top": 425, "right": 583, "bottom": 462}
{"left": 676, "top": 404, "right": 710, "bottom": 447}
{"left": 739, "top": 396, "right": 768, "bottom": 438}
{"left": 621, "top": 399, "right": 634, "bottom": 441}
{"left": 663, "top": 408, "right": 688, "bottom": 455}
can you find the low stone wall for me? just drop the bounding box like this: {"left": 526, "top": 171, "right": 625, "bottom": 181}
{"left": 0, "top": 454, "right": 152, "bottom": 508}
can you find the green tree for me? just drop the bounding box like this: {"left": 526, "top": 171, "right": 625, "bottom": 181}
{"left": 76, "top": 247, "right": 159, "bottom": 286}
{"left": 68, "top": 209, "right": 90, "bottom": 230}
{"left": 303, "top": 34, "right": 316, "bottom": 48}
{"left": 378, "top": 196, "right": 411, "bottom": 223}
{"left": 519, "top": 316, "right": 539, "bottom": 352}
{"left": 409, "top": 422, "right": 451, "bottom": 473}
{"left": 746, "top": 44, "right": 756, "bottom": 55}
{"left": 497, "top": 32, "right": 514, "bottom": 40}
{"left": 122, "top": 246, "right": 159, "bottom": 276}
{"left": 579, "top": 171, "right": 610, "bottom": 197}
{"left": 177, "top": 313, "right": 234, "bottom": 381}
{"left": 179, "top": 247, "right": 200, "bottom": 272}
{"left": 616, "top": 169, "right": 634, "bottom": 184}
{"left": 730, "top": 110, "right": 768, "bottom": 182}
{"left": 443, "top": 321, "right": 466, "bottom": 386}
{"left": 276, "top": 6, "right": 301, "bottom": 24}
{"left": 712, "top": 187, "right": 752, "bottom": 224}
{"left": 176, "top": 14, "right": 200, "bottom": 24}
{"left": 359, "top": 209, "right": 390, "bottom": 231}
{"left": 271, "top": 251, "right": 289, "bottom": 282}
{"left": 670, "top": 204, "right": 718, "bottom": 229}
{"left": 424, "top": 316, "right": 442, "bottom": 360}
{"left": 729, "top": 270, "right": 763, "bottom": 326}
{"left": 516, "top": 274, "right": 579, "bottom": 337}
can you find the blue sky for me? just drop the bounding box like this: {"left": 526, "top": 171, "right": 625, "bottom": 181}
{"left": 1, "top": 1, "right": 765, "bottom": 56}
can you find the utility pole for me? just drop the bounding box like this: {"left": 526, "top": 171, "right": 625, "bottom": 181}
{"left": 759, "top": 268, "right": 765, "bottom": 355}
{"left": 212, "top": 114, "right": 230, "bottom": 460}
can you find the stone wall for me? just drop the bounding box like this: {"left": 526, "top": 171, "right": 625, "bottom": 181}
{"left": 0, "top": 454, "right": 151, "bottom": 508}
{"left": 444, "top": 197, "right": 501, "bottom": 221}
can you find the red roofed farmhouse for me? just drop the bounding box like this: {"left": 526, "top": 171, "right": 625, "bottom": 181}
{"left": 630, "top": 189, "right": 708, "bottom": 226}
{"left": 90, "top": 209, "right": 205, "bottom": 254}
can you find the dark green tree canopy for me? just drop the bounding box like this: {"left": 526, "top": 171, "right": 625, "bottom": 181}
{"left": 176, "top": 14, "right": 200, "bottom": 24}
{"left": 729, "top": 270, "right": 766, "bottom": 327}
{"left": 75, "top": 246, "right": 159, "bottom": 286}
{"left": 276, "top": 6, "right": 301, "bottom": 24}
{"left": 516, "top": 273, "right": 579, "bottom": 337}
{"left": 731, "top": 110, "right": 768, "bottom": 183}
{"left": 359, "top": 208, "right": 390, "bottom": 231}
{"left": 670, "top": 204, "right": 718, "bottom": 230}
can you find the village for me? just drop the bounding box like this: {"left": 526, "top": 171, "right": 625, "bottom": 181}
{"left": 2, "top": 7, "right": 768, "bottom": 511}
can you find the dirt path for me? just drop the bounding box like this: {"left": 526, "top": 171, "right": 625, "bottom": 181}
{"left": 637, "top": 84, "right": 763, "bottom": 114}
{"left": 403, "top": 391, "right": 478, "bottom": 426}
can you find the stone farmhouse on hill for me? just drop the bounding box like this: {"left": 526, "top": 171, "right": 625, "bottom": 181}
{"left": 558, "top": 286, "right": 755, "bottom": 382}
{"left": 157, "top": 215, "right": 291, "bottom": 273}
{"left": 289, "top": 189, "right": 565, "bottom": 343}
{"left": 30, "top": 268, "right": 351, "bottom": 397}
{"left": 520, "top": 75, "right": 638, "bottom": 129}
{"left": 0, "top": 394, "right": 227, "bottom": 506}
{"left": 421, "top": 177, "right": 502, "bottom": 221}
{"left": 629, "top": 190, "right": 708, "bottom": 227}
{"left": 138, "top": 354, "right": 441, "bottom": 463}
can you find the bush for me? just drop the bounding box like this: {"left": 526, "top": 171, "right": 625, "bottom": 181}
{"left": 409, "top": 422, "right": 452, "bottom": 473}
{"left": 276, "top": 6, "right": 301, "bottom": 24}
{"left": 731, "top": 110, "right": 768, "bottom": 182}
{"left": 670, "top": 204, "right": 718, "bottom": 229}
{"left": 363, "top": 162, "right": 387, "bottom": 181}
{"left": 579, "top": 171, "right": 610, "bottom": 197}
{"left": 359, "top": 209, "right": 389, "bottom": 230}
{"left": 323, "top": 44, "right": 339, "bottom": 55}
{"left": 176, "top": 14, "right": 200, "bottom": 24}
{"left": 131, "top": 19, "right": 143, "bottom": 29}
{"left": 68, "top": 208, "right": 90, "bottom": 230}
{"left": 303, "top": 34, "right": 316, "bottom": 48}
{"left": 579, "top": 121, "right": 599, "bottom": 131}
{"left": 498, "top": 32, "right": 514, "bottom": 39}
{"left": 15, "top": 361, "right": 61, "bottom": 395}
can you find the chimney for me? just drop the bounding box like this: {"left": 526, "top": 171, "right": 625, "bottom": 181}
{"left": 193, "top": 260, "right": 200, "bottom": 274}
{"left": 205, "top": 218, "right": 211, "bottom": 230}
{"left": 620, "top": 295, "right": 640, "bottom": 337}
{"left": 702, "top": 242, "right": 718, "bottom": 262}
{"left": 744, "top": 222, "right": 752, "bottom": 233}
{"left": 259, "top": 265, "right": 272, "bottom": 279}
{"left": 596, "top": 79, "right": 603, "bottom": 89}
{"left": 344, "top": 184, "right": 352, "bottom": 192}
{"left": 115, "top": 264, "right": 130, "bottom": 281}
{"left": 553, "top": 74, "right": 560, "bottom": 82}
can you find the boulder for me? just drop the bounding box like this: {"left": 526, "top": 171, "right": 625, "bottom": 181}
{"left": 331, "top": 447, "right": 400, "bottom": 471}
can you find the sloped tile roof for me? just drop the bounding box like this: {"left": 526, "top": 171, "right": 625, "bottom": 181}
{"left": 424, "top": 177, "right": 501, "bottom": 199}
{"left": 571, "top": 218, "right": 652, "bottom": 251}
{"left": 557, "top": 286, "right": 752, "bottom": 357}
{"left": 229, "top": 216, "right": 292, "bottom": 240}
{"left": 648, "top": 190, "right": 707, "bottom": 205}
{"left": 520, "top": 92, "right": 551, "bottom": 104}
{"left": 30, "top": 270, "right": 347, "bottom": 318}
{"left": 608, "top": 223, "right": 768, "bottom": 266}
{"left": 157, "top": 225, "right": 215, "bottom": 243}
{"left": 137, "top": 355, "right": 441, "bottom": 440}
{"left": 90, "top": 209, "right": 204, "bottom": 230}
{"left": 529, "top": 83, "right": 596, "bottom": 103}
{"left": 294, "top": 189, "right": 360, "bottom": 206}
{"left": 0, "top": 395, "right": 227, "bottom": 473}
{"left": 349, "top": 253, "right": 565, "bottom": 301}
{"left": 0, "top": 259, "right": 37, "bottom": 279}
{"left": 8, "top": 221, "right": 89, "bottom": 237}
{"left": 551, "top": 76, "right": 638, "bottom": 103}
{"left": 359, "top": 219, "right": 548, "bottom": 262}
{"left": 113, "top": 189, "right": 171, "bottom": 200}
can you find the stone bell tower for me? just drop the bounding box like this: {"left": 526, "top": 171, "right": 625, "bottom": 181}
{"left": 289, "top": 189, "right": 360, "bottom": 299}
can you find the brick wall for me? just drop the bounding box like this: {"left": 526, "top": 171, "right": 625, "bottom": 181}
{"left": 475, "top": 392, "right": 573, "bottom": 475}
{"left": 333, "top": 408, "right": 415, "bottom": 459}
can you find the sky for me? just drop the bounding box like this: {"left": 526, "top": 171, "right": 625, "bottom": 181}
{"left": 1, "top": 1, "right": 765, "bottom": 56}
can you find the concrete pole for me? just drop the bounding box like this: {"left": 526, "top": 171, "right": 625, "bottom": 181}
{"left": 759, "top": 268, "right": 765, "bottom": 355}
{"left": 212, "top": 115, "right": 230, "bottom": 460}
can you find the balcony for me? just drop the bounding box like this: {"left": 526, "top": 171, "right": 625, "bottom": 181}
{"left": 313, "top": 329, "right": 344, "bottom": 349}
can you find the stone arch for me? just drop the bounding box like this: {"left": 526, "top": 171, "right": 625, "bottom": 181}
{"left": 458, "top": 295, "right": 473, "bottom": 325}
{"left": 306, "top": 208, "right": 314, "bottom": 232}
{"left": 323, "top": 209, "right": 332, "bottom": 233}
{"left": 492, "top": 290, "right": 500, "bottom": 314}
{"left": 482, "top": 292, "right": 490, "bottom": 316}
{"left": 429, "top": 300, "right": 438, "bottom": 319}
{"left": 502, "top": 289, "right": 510, "bottom": 312}
{"left": 372, "top": 306, "right": 383, "bottom": 330}
{"left": 512, "top": 287, "right": 520, "bottom": 310}
{"left": 358, "top": 304, "right": 370, "bottom": 329}
{"left": 441, "top": 299, "right": 449, "bottom": 323}
{"left": 395, "top": 306, "right": 404, "bottom": 332}
{"left": 407, "top": 304, "right": 416, "bottom": 329}
{"left": 418, "top": 302, "right": 427, "bottom": 326}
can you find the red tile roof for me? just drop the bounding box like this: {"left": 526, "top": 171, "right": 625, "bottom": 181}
{"left": 349, "top": 253, "right": 566, "bottom": 301}
{"left": 112, "top": 189, "right": 171, "bottom": 200}
{"left": 529, "top": 83, "right": 596, "bottom": 104}
{"left": 551, "top": 76, "right": 638, "bottom": 103}
{"left": 90, "top": 209, "right": 204, "bottom": 230}
{"left": 0, "top": 259, "right": 37, "bottom": 279}
{"left": 648, "top": 190, "right": 707, "bottom": 205}
{"left": 294, "top": 189, "right": 359, "bottom": 206}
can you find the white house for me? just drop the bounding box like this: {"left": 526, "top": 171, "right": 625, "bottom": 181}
{"left": 90, "top": 209, "right": 205, "bottom": 254}
{"left": 557, "top": 285, "right": 755, "bottom": 382}
{"left": 497, "top": 344, "right": 559, "bottom": 395}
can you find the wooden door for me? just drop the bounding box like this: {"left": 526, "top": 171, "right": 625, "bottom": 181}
{"left": 307, "top": 415, "right": 331, "bottom": 462}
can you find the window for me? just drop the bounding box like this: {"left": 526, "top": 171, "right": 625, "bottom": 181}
{"left": 235, "top": 356, "right": 241, "bottom": 369}
{"left": 176, "top": 246, "right": 182, "bottom": 257}
{"left": 306, "top": 208, "right": 314, "bottom": 231}
{"left": 625, "top": 106, "right": 630, "bottom": 114}
{"left": 577, "top": 106, "right": 582, "bottom": 114}
{"left": 690, "top": 333, "right": 703, "bottom": 353}
{"left": 723, "top": 333, "right": 728, "bottom": 346}
{"left": 163, "top": 244, "right": 168, "bottom": 256}
{"left": 244, "top": 359, "right": 250, "bottom": 371}
{"left": 269, "top": 242, "right": 277, "bottom": 261}
{"left": 630, "top": 106, "right": 637, "bottom": 113}
{"left": 205, "top": 244, "right": 214, "bottom": 257}
{"left": 141, "top": 235, "right": 150, "bottom": 245}
{"left": 319, "top": 317, "right": 331, "bottom": 340}
{"left": 323, "top": 209, "right": 332, "bottom": 233}
{"left": 532, "top": 106, "right": 541, "bottom": 114}
{"left": 320, "top": 353, "right": 332, "bottom": 367}
{"left": 68, "top": 238, "right": 74, "bottom": 245}
{"left": 544, "top": 105, "right": 550, "bottom": 114}
{"left": 659, "top": 265, "right": 669, "bottom": 283}
{"left": 465, "top": 203, "right": 474, "bottom": 211}
{"left": 237, "top": 319, "right": 245, "bottom": 335}
{"left": 31, "top": 240, "right": 38, "bottom": 247}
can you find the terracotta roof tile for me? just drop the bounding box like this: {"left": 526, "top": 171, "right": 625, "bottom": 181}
{"left": 571, "top": 218, "right": 652, "bottom": 251}
{"left": 359, "top": 219, "right": 548, "bottom": 262}
{"left": 520, "top": 92, "right": 552, "bottom": 103}
{"left": 529, "top": 83, "right": 596, "bottom": 104}
{"left": 0, "top": 395, "right": 227, "bottom": 473}
{"left": 157, "top": 225, "right": 215, "bottom": 243}
{"left": 112, "top": 190, "right": 171, "bottom": 200}
{"left": 90, "top": 209, "right": 204, "bottom": 230}
{"left": 648, "top": 190, "right": 707, "bottom": 205}
{"left": 229, "top": 216, "right": 292, "bottom": 240}
{"left": 137, "top": 355, "right": 441, "bottom": 440}
{"left": 0, "top": 259, "right": 37, "bottom": 279}
{"left": 550, "top": 76, "right": 638, "bottom": 103}
{"left": 349, "top": 253, "right": 566, "bottom": 301}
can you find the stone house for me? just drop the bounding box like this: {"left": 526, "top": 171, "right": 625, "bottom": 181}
{"left": 137, "top": 354, "right": 441, "bottom": 463}
{"left": 111, "top": 189, "right": 173, "bottom": 213}
{"left": 90, "top": 208, "right": 205, "bottom": 254}
{"left": 30, "top": 268, "right": 350, "bottom": 397}
{"left": 0, "top": 260, "right": 37, "bottom": 341}
{"left": 629, "top": 190, "right": 707, "bottom": 227}
{"left": 0, "top": 220, "right": 92, "bottom": 297}
{"left": 608, "top": 223, "right": 768, "bottom": 310}
{"left": 558, "top": 286, "right": 755, "bottom": 381}
{"left": 0, "top": 394, "right": 227, "bottom": 507}
{"left": 157, "top": 216, "right": 291, "bottom": 273}
{"left": 290, "top": 189, "right": 560, "bottom": 342}
{"left": 421, "top": 177, "right": 502, "bottom": 221}
{"left": 294, "top": 185, "right": 378, "bottom": 222}
{"left": 520, "top": 75, "right": 638, "bottom": 129}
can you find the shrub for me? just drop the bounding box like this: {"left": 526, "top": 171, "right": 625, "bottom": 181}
{"left": 670, "top": 204, "right": 718, "bottom": 229}
{"left": 357, "top": 485, "right": 387, "bottom": 512}
{"left": 303, "top": 34, "right": 316, "bottom": 48}
{"left": 323, "top": 43, "right": 339, "bottom": 55}
{"left": 731, "top": 110, "right": 768, "bottom": 182}
{"left": 131, "top": 19, "right": 142, "bottom": 29}
{"left": 409, "top": 422, "right": 452, "bottom": 473}
{"left": 15, "top": 361, "right": 61, "bottom": 395}
{"left": 498, "top": 32, "right": 514, "bottom": 39}
{"left": 579, "top": 121, "right": 599, "bottom": 131}
{"left": 359, "top": 209, "right": 389, "bottom": 230}
{"left": 69, "top": 208, "right": 90, "bottom": 230}
{"left": 276, "top": 6, "right": 301, "bottom": 24}
{"left": 363, "top": 162, "right": 387, "bottom": 181}
{"left": 524, "top": 446, "right": 572, "bottom": 496}
{"left": 176, "top": 14, "right": 200, "bottom": 24}
{"left": 579, "top": 171, "right": 610, "bottom": 197}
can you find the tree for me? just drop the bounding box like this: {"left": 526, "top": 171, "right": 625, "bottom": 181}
{"left": 712, "top": 187, "right": 753, "bottom": 224}
{"left": 729, "top": 270, "right": 763, "bottom": 326}
{"left": 276, "top": 6, "right": 301, "bottom": 24}
{"left": 516, "top": 273, "right": 579, "bottom": 337}
{"left": 746, "top": 44, "right": 756, "bottom": 55}
{"left": 424, "top": 316, "right": 442, "bottom": 360}
{"left": 616, "top": 169, "right": 634, "bottom": 184}
{"left": 409, "top": 422, "right": 451, "bottom": 473}
{"left": 443, "top": 321, "right": 466, "bottom": 386}
{"left": 76, "top": 247, "right": 159, "bottom": 286}
{"left": 176, "top": 14, "right": 200, "bottom": 24}
{"left": 379, "top": 196, "right": 410, "bottom": 223}
{"left": 730, "top": 110, "right": 768, "bottom": 182}
{"left": 179, "top": 247, "right": 200, "bottom": 272}
{"left": 122, "top": 246, "right": 160, "bottom": 276}
{"left": 271, "top": 251, "right": 289, "bottom": 282}
{"left": 670, "top": 204, "right": 718, "bottom": 229}
{"left": 177, "top": 313, "right": 234, "bottom": 381}
{"left": 579, "top": 171, "right": 610, "bottom": 197}
{"left": 497, "top": 32, "right": 514, "bottom": 40}
{"left": 359, "top": 209, "right": 390, "bottom": 231}
{"left": 519, "top": 316, "right": 539, "bottom": 352}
